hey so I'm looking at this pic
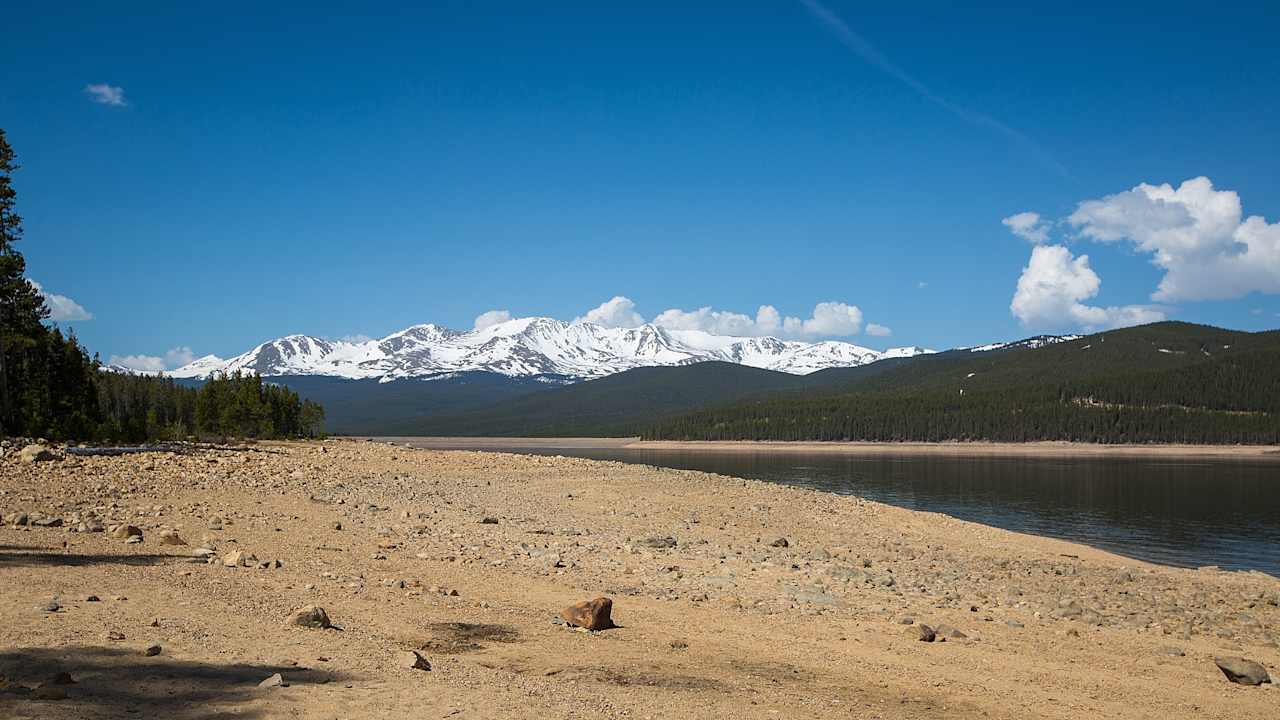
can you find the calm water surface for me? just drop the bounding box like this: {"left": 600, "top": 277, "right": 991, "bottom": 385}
{"left": 393, "top": 440, "right": 1280, "bottom": 576}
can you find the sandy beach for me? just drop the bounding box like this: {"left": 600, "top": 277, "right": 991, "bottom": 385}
{"left": 1, "top": 439, "right": 1276, "bottom": 718}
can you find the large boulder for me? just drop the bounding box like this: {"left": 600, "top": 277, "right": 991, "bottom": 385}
{"left": 1214, "top": 656, "right": 1271, "bottom": 685}
{"left": 19, "top": 444, "right": 56, "bottom": 463}
{"left": 560, "top": 597, "right": 615, "bottom": 631}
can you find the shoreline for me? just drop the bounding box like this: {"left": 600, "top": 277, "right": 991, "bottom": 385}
{"left": 368, "top": 436, "right": 1280, "bottom": 459}
{"left": 2, "top": 440, "right": 1276, "bottom": 718}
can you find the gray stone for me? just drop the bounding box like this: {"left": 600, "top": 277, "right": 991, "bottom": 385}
{"left": 1214, "top": 656, "right": 1271, "bottom": 685}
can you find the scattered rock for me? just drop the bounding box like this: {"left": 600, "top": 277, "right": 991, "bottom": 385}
{"left": 560, "top": 596, "right": 615, "bottom": 631}
{"left": 479, "top": 517, "right": 499, "bottom": 524}
{"left": 31, "top": 515, "right": 63, "bottom": 528}
{"left": 770, "top": 537, "right": 790, "bottom": 548}
{"left": 223, "top": 550, "right": 257, "bottom": 567}
{"left": 1214, "top": 656, "right": 1271, "bottom": 685}
{"left": 1161, "top": 646, "right": 1185, "bottom": 657}
{"left": 396, "top": 650, "right": 432, "bottom": 671}
{"left": 40, "top": 598, "right": 61, "bottom": 613}
{"left": 285, "top": 605, "right": 332, "bottom": 629}
{"left": 143, "top": 644, "right": 162, "bottom": 657}
{"left": 159, "top": 531, "right": 187, "bottom": 546}
{"left": 258, "top": 673, "right": 288, "bottom": 688}
{"left": 637, "top": 536, "right": 677, "bottom": 550}
{"left": 907, "top": 624, "right": 936, "bottom": 642}
{"left": 20, "top": 444, "right": 57, "bottom": 463}
{"left": 110, "top": 525, "right": 143, "bottom": 540}
{"left": 85, "top": 595, "right": 100, "bottom": 602}
{"left": 934, "top": 624, "right": 968, "bottom": 640}
{"left": 106, "top": 631, "right": 125, "bottom": 641}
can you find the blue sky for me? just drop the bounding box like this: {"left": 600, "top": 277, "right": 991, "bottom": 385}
{"left": 4, "top": 1, "right": 1279, "bottom": 367}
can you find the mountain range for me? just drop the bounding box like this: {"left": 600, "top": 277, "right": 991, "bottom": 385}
{"left": 152, "top": 317, "right": 936, "bottom": 381}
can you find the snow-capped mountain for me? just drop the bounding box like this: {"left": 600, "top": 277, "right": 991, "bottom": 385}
{"left": 163, "top": 317, "right": 936, "bottom": 381}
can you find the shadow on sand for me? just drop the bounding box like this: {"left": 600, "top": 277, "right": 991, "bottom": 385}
{"left": 0, "top": 547, "right": 179, "bottom": 568}
{"left": 0, "top": 645, "right": 350, "bottom": 719}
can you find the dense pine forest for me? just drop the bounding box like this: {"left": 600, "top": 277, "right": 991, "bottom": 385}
{"left": 645, "top": 324, "right": 1280, "bottom": 445}
{"left": 0, "top": 128, "right": 324, "bottom": 443}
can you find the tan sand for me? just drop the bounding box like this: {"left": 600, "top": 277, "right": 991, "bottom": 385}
{"left": 1, "top": 439, "right": 1276, "bottom": 719}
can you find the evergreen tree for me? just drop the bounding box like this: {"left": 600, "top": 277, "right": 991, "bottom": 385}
{"left": 0, "top": 128, "right": 53, "bottom": 434}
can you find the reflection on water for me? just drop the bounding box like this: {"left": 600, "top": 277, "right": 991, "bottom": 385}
{"left": 419, "top": 443, "right": 1280, "bottom": 575}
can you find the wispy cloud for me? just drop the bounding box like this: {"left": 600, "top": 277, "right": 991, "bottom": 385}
{"left": 798, "top": 0, "right": 1068, "bottom": 177}
{"left": 84, "top": 83, "right": 127, "bottom": 107}
{"left": 30, "top": 281, "right": 93, "bottom": 321}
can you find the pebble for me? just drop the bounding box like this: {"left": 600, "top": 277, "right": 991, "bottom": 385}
{"left": 907, "top": 624, "right": 936, "bottom": 642}
{"left": 396, "top": 650, "right": 432, "bottom": 671}
{"left": 258, "top": 673, "right": 288, "bottom": 688}
{"left": 285, "top": 605, "right": 332, "bottom": 629}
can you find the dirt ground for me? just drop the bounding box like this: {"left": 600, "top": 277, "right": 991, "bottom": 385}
{"left": 1, "top": 439, "right": 1276, "bottom": 719}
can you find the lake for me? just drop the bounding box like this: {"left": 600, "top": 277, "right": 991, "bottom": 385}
{"left": 383, "top": 439, "right": 1280, "bottom": 576}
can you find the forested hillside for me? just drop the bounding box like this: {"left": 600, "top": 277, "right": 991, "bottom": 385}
{"left": 98, "top": 371, "right": 325, "bottom": 442}
{"left": 386, "top": 362, "right": 805, "bottom": 436}
{"left": 646, "top": 323, "right": 1280, "bottom": 444}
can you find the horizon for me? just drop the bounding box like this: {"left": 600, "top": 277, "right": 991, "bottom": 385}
{"left": 5, "top": 1, "right": 1279, "bottom": 372}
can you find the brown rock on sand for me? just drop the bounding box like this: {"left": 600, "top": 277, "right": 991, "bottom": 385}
{"left": 285, "top": 605, "right": 332, "bottom": 629}
{"left": 110, "top": 525, "right": 143, "bottom": 539}
{"left": 560, "top": 597, "right": 615, "bottom": 631}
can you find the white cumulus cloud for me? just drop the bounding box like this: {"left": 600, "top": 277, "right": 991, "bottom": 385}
{"left": 651, "top": 306, "right": 760, "bottom": 336}
{"left": 473, "top": 309, "right": 512, "bottom": 330}
{"left": 573, "top": 296, "right": 646, "bottom": 328}
{"left": 1002, "top": 211, "right": 1051, "bottom": 243}
{"left": 1067, "top": 176, "right": 1280, "bottom": 302}
{"left": 651, "top": 301, "right": 867, "bottom": 339}
{"left": 565, "top": 297, "right": 882, "bottom": 340}
{"left": 108, "top": 346, "right": 197, "bottom": 374}
{"left": 30, "top": 281, "right": 93, "bottom": 321}
{"left": 1010, "top": 245, "right": 1165, "bottom": 332}
{"left": 84, "top": 83, "right": 127, "bottom": 107}
{"left": 865, "top": 323, "right": 892, "bottom": 336}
